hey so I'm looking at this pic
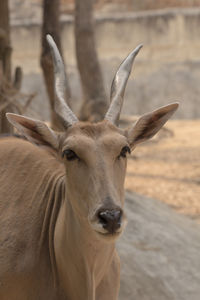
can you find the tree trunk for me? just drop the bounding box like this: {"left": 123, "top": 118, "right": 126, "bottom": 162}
{"left": 75, "top": 0, "right": 108, "bottom": 122}
{"left": 41, "top": 0, "right": 71, "bottom": 130}
{"left": 0, "top": 0, "right": 13, "bottom": 133}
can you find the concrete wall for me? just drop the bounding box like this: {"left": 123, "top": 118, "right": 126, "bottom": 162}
{"left": 11, "top": 8, "right": 200, "bottom": 120}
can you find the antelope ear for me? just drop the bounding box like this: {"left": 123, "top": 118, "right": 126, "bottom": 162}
{"left": 125, "top": 103, "right": 179, "bottom": 148}
{"left": 6, "top": 113, "right": 59, "bottom": 149}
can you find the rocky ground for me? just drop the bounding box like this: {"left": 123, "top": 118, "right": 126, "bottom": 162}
{"left": 118, "top": 191, "right": 200, "bottom": 300}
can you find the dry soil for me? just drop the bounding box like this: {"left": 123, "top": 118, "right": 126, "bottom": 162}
{"left": 125, "top": 120, "right": 200, "bottom": 221}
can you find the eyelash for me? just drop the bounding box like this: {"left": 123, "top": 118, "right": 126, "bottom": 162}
{"left": 62, "top": 149, "right": 79, "bottom": 161}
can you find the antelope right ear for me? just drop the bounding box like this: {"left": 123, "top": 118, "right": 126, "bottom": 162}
{"left": 6, "top": 113, "right": 59, "bottom": 149}
{"left": 125, "top": 103, "right": 179, "bottom": 149}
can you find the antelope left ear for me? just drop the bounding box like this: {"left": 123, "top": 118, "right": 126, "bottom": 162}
{"left": 125, "top": 103, "right": 179, "bottom": 149}
{"left": 6, "top": 113, "right": 59, "bottom": 149}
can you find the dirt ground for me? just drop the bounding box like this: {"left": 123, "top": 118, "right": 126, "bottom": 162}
{"left": 125, "top": 120, "right": 200, "bottom": 221}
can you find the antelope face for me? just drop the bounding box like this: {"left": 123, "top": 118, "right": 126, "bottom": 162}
{"left": 60, "top": 121, "right": 129, "bottom": 240}
{"left": 6, "top": 35, "right": 179, "bottom": 242}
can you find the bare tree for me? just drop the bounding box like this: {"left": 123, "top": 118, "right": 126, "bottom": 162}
{"left": 75, "top": 0, "right": 108, "bottom": 122}
{"left": 41, "top": 0, "right": 71, "bottom": 130}
{"left": 0, "top": 1, "right": 34, "bottom": 134}
{"left": 0, "top": 0, "right": 13, "bottom": 133}
{"left": 0, "top": 0, "right": 27, "bottom": 133}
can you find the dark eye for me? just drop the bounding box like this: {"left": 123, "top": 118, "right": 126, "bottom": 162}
{"left": 62, "top": 149, "right": 79, "bottom": 161}
{"left": 118, "top": 146, "right": 131, "bottom": 159}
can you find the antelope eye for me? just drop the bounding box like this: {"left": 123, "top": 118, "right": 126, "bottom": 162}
{"left": 119, "top": 146, "right": 131, "bottom": 159}
{"left": 62, "top": 149, "right": 79, "bottom": 161}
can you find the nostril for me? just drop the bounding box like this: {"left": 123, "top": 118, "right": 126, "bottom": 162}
{"left": 98, "top": 211, "right": 109, "bottom": 227}
{"left": 114, "top": 210, "right": 122, "bottom": 223}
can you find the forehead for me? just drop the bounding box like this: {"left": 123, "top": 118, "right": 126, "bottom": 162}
{"left": 60, "top": 121, "right": 126, "bottom": 148}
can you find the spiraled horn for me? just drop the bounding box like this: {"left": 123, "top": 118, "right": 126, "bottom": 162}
{"left": 104, "top": 44, "right": 143, "bottom": 125}
{"left": 46, "top": 34, "right": 78, "bottom": 128}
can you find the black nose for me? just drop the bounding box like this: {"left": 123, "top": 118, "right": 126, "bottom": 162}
{"left": 98, "top": 209, "right": 122, "bottom": 234}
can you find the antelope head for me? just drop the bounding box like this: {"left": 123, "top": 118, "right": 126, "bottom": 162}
{"left": 6, "top": 35, "right": 178, "bottom": 242}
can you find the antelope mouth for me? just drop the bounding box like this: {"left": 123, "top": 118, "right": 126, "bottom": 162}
{"left": 94, "top": 228, "right": 123, "bottom": 241}
{"left": 96, "top": 230, "right": 121, "bottom": 237}
{"left": 91, "top": 221, "right": 123, "bottom": 236}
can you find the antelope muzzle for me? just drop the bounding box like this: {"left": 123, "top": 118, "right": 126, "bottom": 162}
{"left": 97, "top": 207, "right": 123, "bottom": 234}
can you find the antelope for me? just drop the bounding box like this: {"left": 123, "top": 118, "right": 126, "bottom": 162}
{"left": 0, "top": 35, "right": 178, "bottom": 300}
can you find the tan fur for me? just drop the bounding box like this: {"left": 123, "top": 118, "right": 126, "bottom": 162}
{"left": 0, "top": 103, "right": 178, "bottom": 300}
{"left": 0, "top": 137, "right": 65, "bottom": 299}
{"left": 0, "top": 124, "right": 125, "bottom": 300}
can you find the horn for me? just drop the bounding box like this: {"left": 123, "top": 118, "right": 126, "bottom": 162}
{"left": 46, "top": 34, "right": 78, "bottom": 128}
{"left": 104, "top": 44, "right": 143, "bottom": 125}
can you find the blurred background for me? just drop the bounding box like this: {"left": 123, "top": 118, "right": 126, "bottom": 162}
{"left": 1, "top": 0, "right": 198, "bottom": 221}
{"left": 1, "top": 1, "right": 200, "bottom": 298}
{"left": 8, "top": 0, "right": 200, "bottom": 120}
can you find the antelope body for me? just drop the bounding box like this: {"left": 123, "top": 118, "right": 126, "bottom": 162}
{"left": 0, "top": 36, "right": 178, "bottom": 300}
